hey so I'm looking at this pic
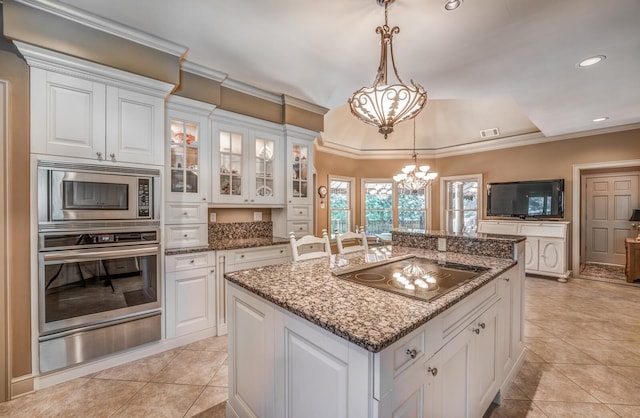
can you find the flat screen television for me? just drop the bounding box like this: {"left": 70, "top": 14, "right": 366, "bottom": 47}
{"left": 486, "top": 179, "right": 564, "bottom": 219}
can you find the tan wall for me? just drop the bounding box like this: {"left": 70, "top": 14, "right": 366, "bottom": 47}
{"left": 173, "top": 72, "right": 221, "bottom": 106}
{"left": 0, "top": 49, "right": 32, "bottom": 392}
{"left": 314, "top": 129, "right": 640, "bottom": 239}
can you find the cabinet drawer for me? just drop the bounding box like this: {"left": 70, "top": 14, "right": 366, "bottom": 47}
{"left": 165, "top": 224, "right": 208, "bottom": 248}
{"left": 289, "top": 204, "right": 311, "bottom": 220}
{"left": 517, "top": 223, "right": 567, "bottom": 238}
{"left": 166, "top": 251, "right": 215, "bottom": 273}
{"left": 288, "top": 221, "right": 312, "bottom": 237}
{"left": 440, "top": 280, "right": 499, "bottom": 342}
{"left": 232, "top": 244, "right": 291, "bottom": 265}
{"left": 477, "top": 221, "right": 518, "bottom": 235}
{"left": 165, "top": 202, "right": 207, "bottom": 224}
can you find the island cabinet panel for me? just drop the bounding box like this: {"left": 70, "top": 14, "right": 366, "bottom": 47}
{"left": 228, "top": 285, "right": 275, "bottom": 418}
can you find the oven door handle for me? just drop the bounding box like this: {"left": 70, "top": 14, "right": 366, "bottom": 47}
{"left": 42, "top": 245, "right": 160, "bottom": 263}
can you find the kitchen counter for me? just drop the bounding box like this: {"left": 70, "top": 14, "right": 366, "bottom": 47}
{"left": 225, "top": 245, "right": 514, "bottom": 352}
{"left": 164, "top": 235, "right": 290, "bottom": 255}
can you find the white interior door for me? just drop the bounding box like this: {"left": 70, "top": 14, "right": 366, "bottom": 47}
{"left": 584, "top": 173, "right": 639, "bottom": 265}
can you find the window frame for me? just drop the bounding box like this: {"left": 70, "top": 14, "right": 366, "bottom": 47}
{"left": 328, "top": 175, "right": 355, "bottom": 239}
{"left": 361, "top": 178, "right": 394, "bottom": 236}
{"left": 396, "top": 182, "right": 432, "bottom": 231}
{"left": 439, "top": 174, "right": 483, "bottom": 233}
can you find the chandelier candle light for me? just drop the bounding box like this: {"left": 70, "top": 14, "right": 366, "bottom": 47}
{"left": 393, "top": 120, "right": 437, "bottom": 193}
{"left": 349, "top": 0, "right": 427, "bottom": 139}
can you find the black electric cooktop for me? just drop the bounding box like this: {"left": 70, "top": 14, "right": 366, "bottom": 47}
{"left": 334, "top": 255, "right": 489, "bottom": 302}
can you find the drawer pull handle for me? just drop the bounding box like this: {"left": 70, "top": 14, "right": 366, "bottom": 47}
{"left": 502, "top": 277, "right": 510, "bottom": 282}
{"left": 406, "top": 348, "right": 417, "bottom": 359}
{"left": 427, "top": 367, "right": 438, "bottom": 376}
{"left": 190, "top": 260, "right": 195, "bottom": 264}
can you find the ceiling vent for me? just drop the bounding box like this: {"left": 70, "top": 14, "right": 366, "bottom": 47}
{"left": 480, "top": 128, "right": 500, "bottom": 139}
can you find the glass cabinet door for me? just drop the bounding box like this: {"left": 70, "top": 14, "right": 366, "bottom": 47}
{"left": 292, "top": 144, "right": 309, "bottom": 199}
{"left": 170, "top": 119, "right": 199, "bottom": 195}
{"left": 254, "top": 137, "right": 275, "bottom": 198}
{"left": 219, "top": 129, "right": 243, "bottom": 197}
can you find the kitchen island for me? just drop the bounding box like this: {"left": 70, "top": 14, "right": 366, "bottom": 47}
{"left": 225, "top": 233, "right": 525, "bottom": 418}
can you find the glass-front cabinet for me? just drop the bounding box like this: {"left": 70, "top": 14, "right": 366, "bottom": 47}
{"left": 211, "top": 111, "right": 284, "bottom": 206}
{"left": 291, "top": 143, "right": 310, "bottom": 202}
{"left": 165, "top": 100, "right": 212, "bottom": 203}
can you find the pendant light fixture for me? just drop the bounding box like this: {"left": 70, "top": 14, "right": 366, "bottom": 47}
{"left": 393, "top": 119, "right": 437, "bottom": 193}
{"left": 348, "top": 0, "right": 427, "bottom": 139}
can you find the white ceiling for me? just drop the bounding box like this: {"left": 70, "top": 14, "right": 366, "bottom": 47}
{"left": 58, "top": 0, "right": 640, "bottom": 154}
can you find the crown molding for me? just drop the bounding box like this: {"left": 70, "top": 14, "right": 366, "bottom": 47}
{"left": 13, "top": 0, "right": 188, "bottom": 57}
{"left": 317, "top": 122, "right": 640, "bottom": 160}
{"left": 181, "top": 61, "right": 227, "bottom": 83}
{"left": 166, "top": 95, "right": 216, "bottom": 116}
{"left": 221, "top": 78, "right": 283, "bottom": 105}
{"left": 284, "top": 124, "right": 320, "bottom": 141}
{"left": 14, "top": 41, "right": 175, "bottom": 95}
{"left": 283, "top": 95, "right": 329, "bottom": 115}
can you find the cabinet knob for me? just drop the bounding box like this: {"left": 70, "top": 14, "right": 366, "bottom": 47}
{"left": 251, "top": 199, "right": 254, "bottom": 202}
{"left": 289, "top": 200, "right": 292, "bottom": 203}
{"left": 190, "top": 259, "right": 195, "bottom": 264}
{"left": 245, "top": 199, "right": 248, "bottom": 202}
{"left": 96, "top": 151, "right": 103, "bottom": 159}
{"left": 240, "top": 254, "right": 245, "bottom": 258}
{"left": 502, "top": 277, "right": 510, "bottom": 282}
{"left": 210, "top": 270, "right": 215, "bottom": 273}
{"left": 405, "top": 348, "right": 417, "bottom": 359}
{"left": 427, "top": 367, "right": 438, "bottom": 376}
{"left": 479, "top": 322, "right": 486, "bottom": 329}
{"left": 184, "top": 212, "right": 188, "bottom": 216}
{"left": 280, "top": 250, "right": 284, "bottom": 253}
{"left": 110, "top": 153, "right": 116, "bottom": 160}
{"left": 202, "top": 197, "right": 206, "bottom": 201}
{"left": 473, "top": 328, "right": 480, "bottom": 334}
{"left": 183, "top": 234, "right": 188, "bottom": 238}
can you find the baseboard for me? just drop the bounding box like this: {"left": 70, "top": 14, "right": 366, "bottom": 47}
{"left": 10, "top": 374, "right": 34, "bottom": 399}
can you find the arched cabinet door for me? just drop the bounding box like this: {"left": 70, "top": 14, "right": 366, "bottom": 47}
{"left": 524, "top": 238, "right": 539, "bottom": 271}
{"left": 539, "top": 239, "right": 563, "bottom": 274}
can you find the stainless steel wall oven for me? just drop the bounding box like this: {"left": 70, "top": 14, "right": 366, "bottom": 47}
{"left": 36, "top": 161, "right": 163, "bottom": 373}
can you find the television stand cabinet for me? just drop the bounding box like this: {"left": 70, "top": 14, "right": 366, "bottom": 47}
{"left": 478, "top": 220, "right": 570, "bottom": 282}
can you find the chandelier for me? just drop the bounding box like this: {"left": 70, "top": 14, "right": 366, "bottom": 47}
{"left": 393, "top": 120, "right": 437, "bottom": 193}
{"left": 348, "top": 0, "right": 427, "bottom": 139}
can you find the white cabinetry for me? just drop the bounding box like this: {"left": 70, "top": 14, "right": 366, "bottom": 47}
{"left": 477, "top": 220, "right": 570, "bottom": 280}
{"left": 164, "top": 97, "right": 214, "bottom": 249}
{"left": 215, "top": 244, "right": 291, "bottom": 335}
{"left": 20, "top": 43, "right": 170, "bottom": 166}
{"left": 210, "top": 110, "right": 284, "bottom": 207}
{"left": 228, "top": 262, "right": 525, "bottom": 418}
{"left": 273, "top": 125, "right": 318, "bottom": 238}
{"left": 165, "top": 251, "right": 216, "bottom": 338}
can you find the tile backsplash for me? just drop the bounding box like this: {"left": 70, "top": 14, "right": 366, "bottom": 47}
{"left": 209, "top": 221, "right": 273, "bottom": 242}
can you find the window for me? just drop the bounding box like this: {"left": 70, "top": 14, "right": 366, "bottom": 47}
{"left": 441, "top": 174, "right": 482, "bottom": 233}
{"left": 329, "top": 176, "right": 354, "bottom": 238}
{"left": 397, "top": 186, "right": 428, "bottom": 231}
{"left": 362, "top": 180, "right": 393, "bottom": 235}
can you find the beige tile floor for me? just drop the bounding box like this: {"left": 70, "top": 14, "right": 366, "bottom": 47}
{"left": 0, "top": 335, "right": 228, "bottom": 418}
{"left": 485, "top": 276, "right": 640, "bottom": 417}
{"left": 2, "top": 275, "right": 640, "bottom": 417}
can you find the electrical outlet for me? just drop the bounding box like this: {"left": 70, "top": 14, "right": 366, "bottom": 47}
{"left": 209, "top": 212, "right": 216, "bottom": 222}
{"left": 437, "top": 238, "right": 447, "bottom": 252}
{"left": 253, "top": 211, "right": 262, "bottom": 221}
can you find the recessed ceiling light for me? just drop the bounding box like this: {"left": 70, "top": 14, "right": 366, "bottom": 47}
{"left": 592, "top": 117, "right": 609, "bottom": 122}
{"left": 444, "top": 0, "right": 462, "bottom": 11}
{"left": 578, "top": 55, "right": 606, "bottom": 68}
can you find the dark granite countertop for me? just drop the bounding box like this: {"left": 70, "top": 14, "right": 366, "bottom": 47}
{"left": 225, "top": 245, "right": 515, "bottom": 353}
{"left": 392, "top": 229, "right": 526, "bottom": 242}
{"left": 164, "top": 236, "right": 290, "bottom": 256}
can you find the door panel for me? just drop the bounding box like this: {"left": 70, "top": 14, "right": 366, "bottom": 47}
{"left": 585, "top": 174, "right": 639, "bottom": 265}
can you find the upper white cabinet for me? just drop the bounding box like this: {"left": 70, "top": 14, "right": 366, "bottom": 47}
{"left": 20, "top": 43, "right": 172, "bottom": 166}
{"left": 211, "top": 110, "right": 284, "bottom": 207}
{"left": 273, "top": 125, "right": 318, "bottom": 238}
{"left": 166, "top": 96, "right": 214, "bottom": 203}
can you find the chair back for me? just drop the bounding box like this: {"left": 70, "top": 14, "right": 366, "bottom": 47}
{"left": 290, "top": 229, "right": 331, "bottom": 261}
{"left": 336, "top": 227, "right": 369, "bottom": 254}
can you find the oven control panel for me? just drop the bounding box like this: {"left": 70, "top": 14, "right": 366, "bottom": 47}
{"left": 138, "top": 178, "right": 151, "bottom": 218}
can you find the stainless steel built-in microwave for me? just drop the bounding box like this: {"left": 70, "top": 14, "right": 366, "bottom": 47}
{"left": 38, "top": 161, "right": 161, "bottom": 225}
